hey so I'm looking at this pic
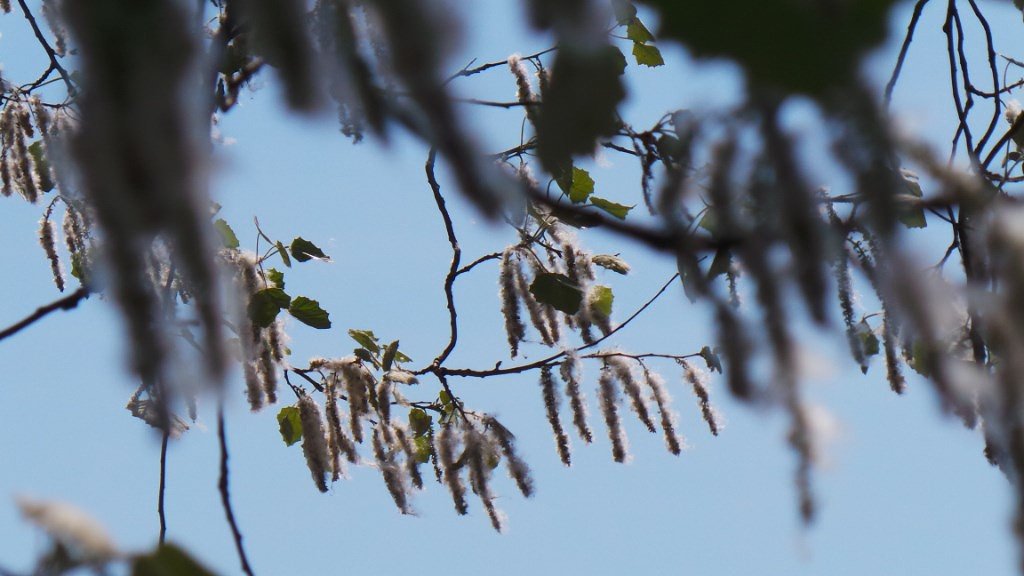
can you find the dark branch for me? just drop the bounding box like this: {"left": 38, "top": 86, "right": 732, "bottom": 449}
{"left": 15, "top": 0, "right": 75, "bottom": 97}
{"left": 158, "top": 429, "right": 169, "bottom": 544}
{"left": 217, "top": 403, "right": 255, "bottom": 576}
{"left": 0, "top": 287, "right": 89, "bottom": 343}
{"left": 885, "top": 0, "right": 930, "bottom": 106}
{"left": 426, "top": 149, "right": 463, "bottom": 369}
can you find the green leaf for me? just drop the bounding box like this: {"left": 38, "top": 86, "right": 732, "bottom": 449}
{"left": 439, "top": 390, "right": 452, "bottom": 406}
{"left": 589, "top": 285, "right": 614, "bottom": 318}
{"left": 289, "top": 296, "right": 331, "bottom": 329}
{"left": 276, "top": 406, "right": 303, "bottom": 447}
{"left": 569, "top": 167, "right": 595, "bottom": 203}
{"left": 698, "top": 208, "right": 718, "bottom": 234}
{"left": 290, "top": 237, "right": 329, "bottom": 262}
{"left": 908, "top": 341, "right": 931, "bottom": 377}
{"left": 627, "top": 18, "right": 655, "bottom": 43}
{"left": 591, "top": 254, "right": 630, "bottom": 275}
{"left": 276, "top": 241, "right": 292, "bottom": 268}
{"left": 529, "top": 272, "right": 584, "bottom": 314}
{"left": 394, "top": 350, "right": 412, "bottom": 363}
{"left": 267, "top": 268, "right": 285, "bottom": 290}
{"left": 248, "top": 288, "right": 291, "bottom": 328}
{"left": 132, "top": 543, "right": 218, "bottom": 576}
{"left": 409, "top": 408, "right": 432, "bottom": 437}
{"left": 700, "top": 345, "right": 723, "bottom": 373}
{"left": 213, "top": 219, "right": 239, "bottom": 250}
{"left": 348, "top": 329, "right": 380, "bottom": 354}
{"left": 382, "top": 340, "right": 399, "bottom": 371}
{"left": 632, "top": 42, "right": 664, "bottom": 67}
{"left": 28, "top": 141, "right": 55, "bottom": 192}
{"left": 589, "top": 196, "right": 633, "bottom": 219}
{"left": 413, "top": 435, "right": 432, "bottom": 463}
{"left": 353, "top": 347, "right": 377, "bottom": 365}
{"left": 857, "top": 321, "right": 880, "bottom": 357}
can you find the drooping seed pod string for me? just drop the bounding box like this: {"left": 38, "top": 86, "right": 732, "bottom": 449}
{"left": 540, "top": 365, "right": 571, "bottom": 465}
{"left": 560, "top": 351, "right": 592, "bottom": 443}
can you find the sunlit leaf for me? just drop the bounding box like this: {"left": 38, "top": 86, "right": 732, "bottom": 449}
{"left": 590, "top": 285, "right": 614, "bottom": 317}
{"left": 276, "top": 241, "right": 292, "bottom": 268}
{"left": 626, "top": 18, "right": 655, "bottom": 43}
{"left": 277, "top": 406, "right": 303, "bottom": 446}
{"left": 213, "top": 219, "right": 239, "bottom": 250}
{"left": 267, "top": 268, "right": 285, "bottom": 290}
{"left": 569, "top": 167, "right": 595, "bottom": 203}
{"left": 589, "top": 196, "right": 633, "bottom": 219}
{"left": 289, "top": 296, "right": 331, "bottom": 329}
{"left": 348, "top": 329, "right": 380, "bottom": 353}
{"left": 632, "top": 42, "right": 664, "bottom": 67}
{"left": 409, "top": 408, "right": 432, "bottom": 437}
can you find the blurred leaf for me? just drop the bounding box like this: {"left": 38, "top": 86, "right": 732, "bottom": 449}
{"left": 348, "top": 329, "right": 380, "bottom": 353}
{"left": 289, "top": 296, "right": 331, "bottom": 329}
{"left": 590, "top": 285, "right": 614, "bottom": 317}
{"left": 394, "top": 350, "right": 412, "bottom": 363}
{"left": 277, "top": 406, "right": 303, "bottom": 446}
{"left": 897, "top": 169, "right": 927, "bottom": 229}
{"left": 213, "top": 219, "right": 239, "bottom": 250}
{"left": 591, "top": 254, "right": 631, "bottom": 275}
{"left": 132, "top": 543, "right": 218, "bottom": 576}
{"left": 700, "top": 345, "right": 723, "bottom": 373}
{"left": 382, "top": 340, "right": 399, "bottom": 371}
{"left": 290, "top": 237, "right": 329, "bottom": 262}
{"left": 569, "top": 167, "right": 595, "bottom": 203}
{"left": 536, "top": 44, "right": 627, "bottom": 173}
{"left": 409, "top": 408, "right": 432, "bottom": 436}
{"left": 413, "top": 435, "right": 432, "bottom": 463}
{"left": 354, "top": 347, "right": 377, "bottom": 365}
{"left": 626, "top": 18, "right": 655, "bottom": 43}
{"left": 656, "top": 134, "right": 683, "bottom": 160}
{"left": 589, "top": 196, "right": 632, "bottom": 219}
{"left": 708, "top": 248, "right": 732, "bottom": 279}
{"left": 530, "top": 273, "right": 584, "bottom": 314}
{"left": 632, "top": 42, "right": 664, "bottom": 67}
{"left": 28, "top": 141, "right": 54, "bottom": 192}
{"left": 612, "top": 0, "right": 638, "bottom": 24}
{"left": 643, "top": 0, "right": 897, "bottom": 95}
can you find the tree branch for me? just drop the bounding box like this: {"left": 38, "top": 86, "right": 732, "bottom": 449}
{"left": 158, "top": 429, "right": 169, "bottom": 544}
{"left": 425, "top": 149, "right": 463, "bottom": 369}
{"left": 0, "top": 287, "right": 88, "bottom": 343}
{"left": 217, "top": 402, "right": 255, "bottom": 576}
{"left": 15, "top": 0, "right": 75, "bottom": 97}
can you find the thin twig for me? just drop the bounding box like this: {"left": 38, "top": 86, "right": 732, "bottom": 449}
{"left": 426, "top": 273, "right": 679, "bottom": 378}
{"left": 218, "top": 402, "right": 255, "bottom": 576}
{"left": 0, "top": 287, "right": 88, "bottom": 343}
{"left": 158, "top": 429, "right": 169, "bottom": 544}
{"left": 426, "top": 149, "right": 462, "bottom": 368}
{"left": 445, "top": 47, "right": 558, "bottom": 84}
{"left": 885, "top": 0, "right": 930, "bottom": 107}
{"left": 15, "top": 0, "right": 75, "bottom": 97}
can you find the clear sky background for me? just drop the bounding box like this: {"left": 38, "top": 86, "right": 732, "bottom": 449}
{"left": 0, "top": 1, "right": 1021, "bottom": 575}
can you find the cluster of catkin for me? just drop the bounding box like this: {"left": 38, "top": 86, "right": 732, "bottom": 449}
{"left": 293, "top": 357, "right": 533, "bottom": 531}
{"left": 499, "top": 230, "right": 611, "bottom": 358}
{"left": 226, "top": 252, "right": 288, "bottom": 411}
{"left": 0, "top": 97, "right": 56, "bottom": 204}
{"left": 537, "top": 351, "right": 720, "bottom": 466}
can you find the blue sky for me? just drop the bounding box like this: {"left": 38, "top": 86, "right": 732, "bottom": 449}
{"left": 0, "top": 1, "right": 1020, "bottom": 575}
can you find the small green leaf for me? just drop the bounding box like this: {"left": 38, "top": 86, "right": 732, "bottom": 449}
{"left": 382, "top": 340, "right": 399, "bottom": 371}
{"left": 277, "top": 406, "right": 303, "bottom": 446}
{"left": 439, "top": 390, "right": 452, "bottom": 406}
{"left": 632, "top": 42, "right": 665, "bottom": 67}
{"left": 569, "top": 167, "right": 595, "bottom": 203}
{"left": 698, "top": 208, "right": 718, "bottom": 234}
{"left": 213, "top": 219, "right": 239, "bottom": 250}
{"left": 529, "top": 272, "right": 584, "bottom": 314}
{"left": 898, "top": 169, "right": 927, "bottom": 229}
{"left": 267, "top": 268, "right": 285, "bottom": 290}
{"left": 132, "top": 543, "right": 218, "bottom": 576}
{"left": 413, "top": 435, "right": 432, "bottom": 463}
{"left": 591, "top": 254, "right": 630, "bottom": 275}
{"left": 700, "top": 346, "right": 723, "bottom": 373}
{"left": 353, "top": 347, "right": 377, "bottom": 365}
{"left": 290, "top": 237, "right": 329, "bottom": 262}
{"left": 248, "top": 288, "right": 291, "bottom": 328}
{"left": 394, "top": 350, "right": 412, "bottom": 363}
{"left": 276, "top": 241, "right": 292, "bottom": 268}
{"left": 627, "top": 18, "right": 655, "bottom": 44}
{"left": 28, "top": 141, "right": 54, "bottom": 192}
{"left": 589, "top": 285, "right": 614, "bottom": 318}
{"left": 857, "top": 321, "right": 880, "bottom": 358}
{"left": 589, "top": 196, "right": 633, "bottom": 220}
{"left": 289, "top": 296, "right": 331, "bottom": 329}
{"left": 348, "top": 329, "right": 380, "bottom": 353}
{"left": 409, "top": 408, "right": 432, "bottom": 437}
